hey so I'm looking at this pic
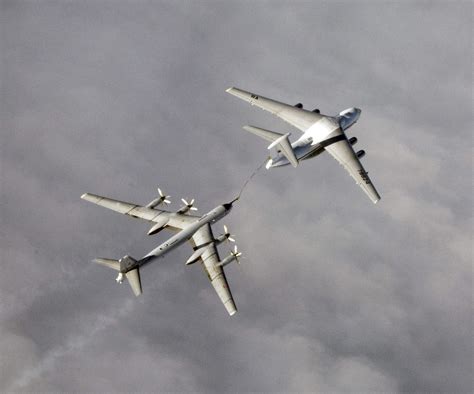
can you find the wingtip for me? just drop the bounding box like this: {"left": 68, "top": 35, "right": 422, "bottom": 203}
{"left": 92, "top": 257, "right": 108, "bottom": 264}
{"left": 242, "top": 125, "right": 258, "bottom": 134}
{"left": 225, "top": 87, "right": 234, "bottom": 93}
{"left": 81, "top": 193, "right": 88, "bottom": 199}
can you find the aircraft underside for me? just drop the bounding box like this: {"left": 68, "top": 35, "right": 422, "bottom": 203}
{"left": 269, "top": 143, "right": 325, "bottom": 168}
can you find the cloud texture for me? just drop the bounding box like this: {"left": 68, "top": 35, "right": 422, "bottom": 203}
{"left": 1, "top": 1, "right": 472, "bottom": 392}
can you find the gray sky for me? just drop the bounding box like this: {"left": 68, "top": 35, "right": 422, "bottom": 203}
{"left": 1, "top": 1, "right": 472, "bottom": 392}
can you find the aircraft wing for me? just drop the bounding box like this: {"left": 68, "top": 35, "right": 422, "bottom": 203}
{"left": 81, "top": 193, "right": 197, "bottom": 231}
{"left": 226, "top": 87, "right": 322, "bottom": 132}
{"left": 191, "top": 224, "right": 237, "bottom": 316}
{"left": 324, "top": 139, "right": 381, "bottom": 204}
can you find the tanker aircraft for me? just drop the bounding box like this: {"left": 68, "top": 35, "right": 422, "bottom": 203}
{"left": 226, "top": 87, "right": 381, "bottom": 203}
{"left": 81, "top": 189, "right": 241, "bottom": 316}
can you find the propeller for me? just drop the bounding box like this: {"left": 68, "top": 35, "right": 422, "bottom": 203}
{"left": 231, "top": 245, "right": 243, "bottom": 264}
{"left": 146, "top": 187, "right": 171, "bottom": 208}
{"left": 157, "top": 188, "right": 171, "bottom": 205}
{"left": 223, "top": 225, "right": 236, "bottom": 243}
{"left": 181, "top": 198, "right": 198, "bottom": 212}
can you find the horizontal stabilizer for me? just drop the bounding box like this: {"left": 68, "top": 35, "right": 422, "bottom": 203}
{"left": 93, "top": 256, "right": 141, "bottom": 296}
{"left": 243, "top": 125, "right": 298, "bottom": 168}
{"left": 243, "top": 125, "right": 284, "bottom": 142}
{"left": 93, "top": 258, "right": 121, "bottom": 271}
{"left": 125, "top": 268, "right": 142, "bottom": 296}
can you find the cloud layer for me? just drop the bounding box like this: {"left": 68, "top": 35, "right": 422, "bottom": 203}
{"left": 1, "top": 1, "right": 471, "bottom": 392}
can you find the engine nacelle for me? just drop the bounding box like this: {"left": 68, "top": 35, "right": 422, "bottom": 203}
{"left": 294, "top": 103, "right": 303, "bottom": 108}
{"left": 186, "top": 248, "right": 205, "bottom": 265}
{"left": 356, "top": 150, "right": 365, "bottom": 159}
{"left": 312, "top": 108, "right": 320, "bottom": 113}
{"left": 338, "top": 107, "right": 361, "bottom": 131}
{"left": 147, "top": 216, "right": 169, "bottom": 235}
{"left": 217, "top": 254, "right": 236, "bottom": 268}
{"left": 349, "top": 136, "right": 358, "bottom": 145}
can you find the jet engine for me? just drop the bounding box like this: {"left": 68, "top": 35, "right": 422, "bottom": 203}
{"left": 312, "top": 108, "right": 320, "bottom": 113}
{"left": 349, "top": 136, "right": 358, "bottom": 145}
{"left": 356, "top": 150, "right": 365, "bottom": 158}
{"left": 294, "top": 103, "right": 303, "bottom": 108}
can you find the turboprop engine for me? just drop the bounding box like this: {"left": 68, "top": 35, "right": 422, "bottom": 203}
{"left": 146, "top": 187, "right": 171, "bottom": 209}
{"left": 217, "top": 246, "right": 242, "bottom": 268}
{"left": 186, "top": 226, "right": 236, "bottom": 265}
{"left": 177, "top": 198, "right": 198, "bottom": 214}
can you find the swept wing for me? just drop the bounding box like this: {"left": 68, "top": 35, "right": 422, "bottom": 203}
{"left": 81, "top": 193, "right": 197, "bottom": 231}
{"left": 324, "top": 139, "right": 380, "bottom": 203}
{"left": 226, "top": 87, "right": 321, "bottom": 132}
{"left": 190, "top": 224, "right": 237, "bottom": 316}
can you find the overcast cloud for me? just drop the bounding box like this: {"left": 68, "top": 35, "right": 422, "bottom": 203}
{"left": 1, "top": 1, "right": 472, "bottom": 392}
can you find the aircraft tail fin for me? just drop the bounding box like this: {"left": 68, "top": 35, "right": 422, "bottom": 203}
{"left": 125, "top": 268, "right": 142, "bottom": 296}
{"left": 243, "top": 125, "right": 298, "bottom": 168}
{"left": 93, "top": 255, "right": 142, "bottom": 296}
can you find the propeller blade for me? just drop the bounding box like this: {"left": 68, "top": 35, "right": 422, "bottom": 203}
{"left": 222, "top": 225, "right": 236, "bottom": 242}
{"left": 232, "top": 245, "right": 245, "bottom": 271}
{"left": 232, "top": 245, "right": 242, "bottom": 259}
{"left": 144, "top": 187, "right": 169, "bottom": 207}
{"left": 179, "top": 198, "right": 197, "bottom": 212}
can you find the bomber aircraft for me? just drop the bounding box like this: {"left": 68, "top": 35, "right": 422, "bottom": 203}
{"left": 227, "top": 87, "right": 381, "bottom": 204}
{"left": 81, "top": 189, "right": 241, "bottom": 316}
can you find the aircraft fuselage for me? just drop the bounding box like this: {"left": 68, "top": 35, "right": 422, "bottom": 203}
{"left": 268, "top": 107, "right": 360, "bottom": 168}
{"left": 139, "top": 203, "right": 232, "bottom": 267}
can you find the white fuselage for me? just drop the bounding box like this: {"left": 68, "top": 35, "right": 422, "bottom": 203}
{"left": 301, "top": 116, "right": 340, "bottom": 145}
{"left": 139, "top": 204, "right": 231, "bottom": 267}
{"left": 269, "top": 107, "right": 360, "bottom": 168}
